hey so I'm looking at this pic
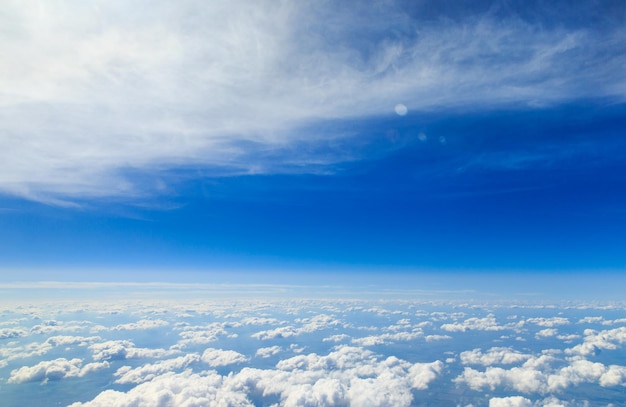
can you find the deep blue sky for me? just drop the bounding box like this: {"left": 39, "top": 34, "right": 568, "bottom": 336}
{"left": 1, "top": 0, "right": 625, "bottom": 284}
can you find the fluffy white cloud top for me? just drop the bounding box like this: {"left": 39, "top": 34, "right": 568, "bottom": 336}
{"left": 174, "top": 322, "right": 233, "bottom": 348}
{"left": 255, "top": 345, "right": 282, "bottom": 358}
{"left": 251, "top": 314, "right": 342, "bottom": 341}
{"left": 489, "top": 396, "right": 533, "bottom": 407}
{"left": 89, "top": 340, "right": 179, "bottom": 361}
{"left": 3, "top": 297, "right": 626, "bottom": 406}
{"left": 8, "top": 358, "right": 109, "bottom": 384}
{"left": 107, "top": 319, "right": 170, "bottom": 332}
{"left": 441, "top": 314, "right": 510, "bottom": 332}
{"left": 460, "top": 347, "right": 531, "bottom": 366}
{"left": 201, "top": 348, "right": 249, "bottom": 367}
{"left": 524, "top": 318, "right": 570, "bottom": 328}
{"left": 68, "top": 369, "right": 251, "bottom": 407}
{"left": 565, "top": 327, "right": 626, "bottom": 357}
{"left": 114, "top": 354, "right": 200, "bottom": 384}
{"left": 0, "top": 335, "right": 102, "bottom": 369}
{"left": 68, "top": 345, "right": 442, "bottom": 407}
{"left": 0, "top": 328, "right": 27, "bottom": 339}
{"left": 455, "top": 356, "right": 626, "bottom": 394}
{"left": 232, "top": 345, "right": 443, "bottom": 406}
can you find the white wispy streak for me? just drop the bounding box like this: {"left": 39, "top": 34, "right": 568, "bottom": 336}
{"left": 1, "top": 0, "right": 624, "bottom": 202}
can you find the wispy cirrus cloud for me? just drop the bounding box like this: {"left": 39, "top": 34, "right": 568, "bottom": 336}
{"left": 2, "top": 0, "right": 624, "bottom": 203}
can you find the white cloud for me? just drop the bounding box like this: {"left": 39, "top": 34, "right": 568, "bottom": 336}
{"left": 0, "top": 341, "right": 53, "bottom": 363}
{"left": 0, "top": 327, "right": 27, "bottom": 339}
{"left": 535, "top": 329, "right": 558, "bottom": 339}
{"left": 0, "top": 335, "right": 101, "bottom": 366}
{"left": 5, "top": 298, "right": 626, "bottom": 406}
{"left": 174, "top": 322, "right": 231, "bottom": 348}
{"left": 114, "top": 354, "right": 200, "bottom": 384}
{"left": 2, "top": 0, "right": 624, "bottom": 202}
{"left": 240, "top": 317, "right": 284, "bottom": 326}
{"left": 489, "top": 396, "right": 532, "bottom": 407}
{"left": 599, "top": 365, "right": 626, "bottom": 387}
{"left": 201, "top": 348, "right": 249, "bottom": 367}
{"left": 46, "top": 335, "right": 101, "bottom": 347}
{"left": 425, "top": 334, "right": 452, "bottom": 342}
{"left": 233, "top": 346, "right": 443, "bottom": 407}
{"left": 577, "top": 316, "right": 604, "bottom": 324}
{"left": 8, "top": 358, "right": 109, "bottom": 384}
{"left": 252, "top": 325, "right": 298, "bottom": 340}
{"left": 547, "top": 359, "right": 607, "bottom": 392}
{"left": 455, "top": 354, "right": 626, "bottom": 395}
{"left": 68, "top": 369, "right": 252, "bottom": 407}
{"left": 106, "top": 319, "right": 169, "bottom": 331}
{"left": 29, "top": 320, "right": 86, "bottom": 335}
{"left": 255, "top": 345, "right": 282, "bottom": 358}
{"left": 524, "top": 317, "right": 570, "bottom": 328}
{"left": 323, "top": 333, "right": 350, "bottom": 343}
{"left": 441, "top": 314, "right": 509, "bottom": 332}
{"left": 565, "top": 327, "right": 626, "bottom": 356}
{"left": 555, "top": 334, "right": 580, "bottom": 343}
{"left": 351, "top": 330, "right": 423, "bottom": 346}
{"left": 460, "top": 347, "right": 531, "bottom": 366}
{"left": 89, "top": 340, "right": 179, "bottom": 361}
{"left": 538, "top": 397, "right": 571, "bottom": 407}
{"left": 69, "top": 345, "right": 443, "bottom": 407}
{"left": 252, "top": 314, "right": 342, "bottom": 340}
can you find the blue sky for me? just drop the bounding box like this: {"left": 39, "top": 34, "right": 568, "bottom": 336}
{"left": 1, "top": 0, "right": 625, "bottom": 288}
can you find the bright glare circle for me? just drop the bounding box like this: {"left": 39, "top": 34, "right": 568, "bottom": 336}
{"left": 394, "top": 103, "right": 408, "bottom": 116}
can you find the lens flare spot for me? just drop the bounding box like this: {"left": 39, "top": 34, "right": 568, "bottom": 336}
{"left": 394, "top": 104, "right": 408, "bottom": 116}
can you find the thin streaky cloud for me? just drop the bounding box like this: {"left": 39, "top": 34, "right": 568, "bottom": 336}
{"left": 1, "top": 0, "right": 624, "bottom": 202}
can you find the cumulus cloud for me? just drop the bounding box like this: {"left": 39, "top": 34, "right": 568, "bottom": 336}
{"left": 351, "top": 330, "right": 423, "bottom": 346}
{"left": 489, "top": 396, "right": 532, "bottom": 407}
{"left": 4, "top": 298, "right": 626, "bottom": 406}
{"left": 0, "top": 327, "right": 27, "bottom": 339}
{"left": 201, "top": 348, "right": 249, "bottom": 367}
{"left": 233, "top": 346, "right": 443, "bottom": 406}
{"left": 425, "top": 334, "right": 452, "bottom": 342}
{"left": 536, "top": 329, "right": 558, "bottom": 339}
{"left": 46, "top": 335, "right": 102, "bottom": 347}
{"left": 455, "top": 356, "right": 626, "bottom": 395}
{"left": 101, "top": 319, "right": 169, "bottom": 332}
{"left": 240, "top": 317, "right": 284, "bottom": 326}
{"left": 8, "top": 358, "right": 109, "bottom": 384}
{"left": 323, "top": 333, "right": 350, "bottom": 343}
{"left": 565, "top": 327, "right": 626, "bottom": 356}
{"left": 524, "top": 317, "right": 570, "bottom": 328}
{"left": 173, "top": 322, "right": 235, "bottom": 348}
{"left": 252, "top": 314, "right": 342, "bottom": 340}
{"left": 255, "top": 345, "right": 282, "bottom": 358}
{"left": 68, "top": 369, "right": 251, "bottom": 407}
{"left": 29, "top": 320, "right": 87, "bottom": 335}
{"left": 69, "top": 345, "right": 442, "bottom": 407}
{"left": 598, "top": 365, "right": 626, "bottom": 387}
{"left": 114, "top": 354, "right": 200, "bottom": 384}
{"left": 460, "top": 347, "right": 532, "bottom": 366}
{"left": 252, "top": 326, "right": 298, "bottom": 341}
{"left": 441, "top": 314, "right": 509, "bottom": 332}
{"left": 89, "top": 340, "right": 179, "bottom": 361}
{"left": 2, "top": 0, "right": 624, "bottom": 202}
{"left": 0, "top": 335, "right": 101, "bottom": 367}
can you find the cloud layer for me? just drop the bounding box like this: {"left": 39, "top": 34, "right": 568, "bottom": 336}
{"left": 2, "top": 0, "right": 625, "bottom": 202}
{"left": 3, "top": 297, "right": 626, "bottom": 407}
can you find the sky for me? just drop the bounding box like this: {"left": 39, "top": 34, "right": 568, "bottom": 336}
{"left": 1, "top": 0, "right": 625, "bottom": 291}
